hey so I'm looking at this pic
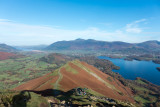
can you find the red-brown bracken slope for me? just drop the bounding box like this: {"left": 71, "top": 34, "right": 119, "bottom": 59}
{"left": 0, "top": 52, "right": 16, "bottom": 60}
{"left": 14, "top": 60, "right": 134, "bottom": 103}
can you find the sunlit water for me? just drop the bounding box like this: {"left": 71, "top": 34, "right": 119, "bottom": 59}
{"left": 98, "top": 56, "right": 160, "bottom": 85}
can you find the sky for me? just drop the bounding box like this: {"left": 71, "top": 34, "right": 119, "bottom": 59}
{"left": 0, "top": 0, "right": 160, "bottom": 45}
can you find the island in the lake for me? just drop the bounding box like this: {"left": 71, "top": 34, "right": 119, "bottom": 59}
{"left": 157, "top": 67, "right": 160, "bottom": 71}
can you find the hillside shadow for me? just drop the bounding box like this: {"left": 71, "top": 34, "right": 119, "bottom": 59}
{"left": 12, "top": 91, "right": 31, "bottom": 107}
{"left": 28, "top": 89, "right": 92, "bottom": 106}
{"left": 26, "top": 89, "right": 117, "bottom": 107}
{"left": 29, "top": 89, "right": 64, "bottom": 97}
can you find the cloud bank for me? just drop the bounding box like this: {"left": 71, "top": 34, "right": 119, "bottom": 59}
{"left": 0, "top": 19, "right": 159, "bottom": 45}
{"left": 126, "top": 19, "right": 147, "bottom": 33}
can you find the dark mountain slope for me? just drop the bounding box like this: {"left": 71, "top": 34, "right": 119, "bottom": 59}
{"left": 45, "top": 39, "right": 133, "bottom": 51}
{"left": 45, "top": 39, "right": 160, "bottom": 53}
{"left": 0, "top": 44, "right": 18, "bottom": 52}
{"left": 137, "top": 40, "right": 160, "bottom": 51}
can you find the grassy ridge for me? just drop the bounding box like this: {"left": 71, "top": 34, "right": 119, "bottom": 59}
{"left": 72, "top": 60, "right": 120, "bottom": 92}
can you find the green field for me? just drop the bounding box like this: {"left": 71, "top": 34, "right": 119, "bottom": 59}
{"left": 0, "top": 55, "right": 58, "bottom": 89}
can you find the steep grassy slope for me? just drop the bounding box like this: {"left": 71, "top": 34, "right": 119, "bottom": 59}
{"left": 39, "top": 53, "right": 72, "bottom": 65}
{"left": 14, "top": 60, "right": 134, "bottom": 103}
{"left": 0, "top": 52, "right": 16, "bottom": 60}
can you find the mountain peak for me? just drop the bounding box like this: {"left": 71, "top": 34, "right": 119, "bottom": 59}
{"left": 75, "top": 38, "right": 85, "bottom": 41}
{"left": 14, "top": 60, "right": 134, "bottom": 103}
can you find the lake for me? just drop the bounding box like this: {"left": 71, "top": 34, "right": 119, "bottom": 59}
{"left": 98, "top": 56, "right": 160, "bottom": 86}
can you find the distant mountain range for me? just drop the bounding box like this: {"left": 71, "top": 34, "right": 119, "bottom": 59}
{"left": 0, "top": 44, "right": 18, "bottom": 52}
{"left": 45, "top": 39, "right": 160, "bottom": 53}
{"left": 1, "top": 39, "right": 160, "bottom": 53}
{"left": 14, "top": 45, "right": 48, "bottom": 51}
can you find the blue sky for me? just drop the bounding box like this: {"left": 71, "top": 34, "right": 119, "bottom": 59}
{"left": 0, "top": 0, "right": 160, "bottom": 45}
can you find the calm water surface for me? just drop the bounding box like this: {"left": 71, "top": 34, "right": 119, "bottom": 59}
{"left": 98, "top": 56, "right": 160, "bottom": 85}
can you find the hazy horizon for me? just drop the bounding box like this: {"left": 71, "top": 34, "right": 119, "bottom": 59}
{"left": 0, "top": 0, "right": 160, "bottom": 45}
{"left": 1, "top": 38, "right": 160, "bottom": 47}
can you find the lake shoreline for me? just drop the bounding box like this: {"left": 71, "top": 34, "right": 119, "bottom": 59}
{"left": 101, "top": 55, "right": 160, "bottom": 64}
{"left": 98, "top": 56, "right": 160, "bottom": 86}
{"left": 157, "top": 67, "right": 160, "bottom": 72}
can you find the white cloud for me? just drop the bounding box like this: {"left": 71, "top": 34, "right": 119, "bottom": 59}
{"left": 134, "top": 19, "right": 147, "bottom": 23}
{"left": 126, "top": 19, "right": 147, "bottom": 33}
{"left": 126, "top": 27, "right": 142, "bottom": 33}
{"left": 0, "top": 19, "right": 11, "bottom": 22}
{"left": 0, "top": 18, "right": 159, "bottom": 45}
{"left": 0, "top": 19, "right": 125, "bottom": 45}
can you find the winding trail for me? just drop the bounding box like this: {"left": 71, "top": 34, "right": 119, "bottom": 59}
{"left": 54, "top": 68, "right": 63, "bottom": 89}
